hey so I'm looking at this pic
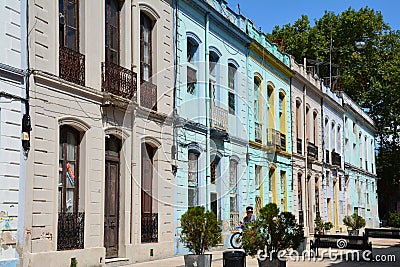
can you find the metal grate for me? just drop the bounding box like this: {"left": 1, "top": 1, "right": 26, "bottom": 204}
{"left": 141, "top": 213, "right": 158, "bottom": 243}
{"left": 57, "top": 212, "right": 85, "bottom": 251}
{"left": 101, "top": 61, "right": 137, "bottom": 100}
{"left": 140, "top": 80, "right": 157, "bottom": 111}
{"left": 59, "top": 46, "right": 85, "bottom": 86}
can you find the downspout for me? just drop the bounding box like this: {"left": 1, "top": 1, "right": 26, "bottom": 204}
{"left": 205, "top": 12, "right": 210, "bottom": 210}
{"left": 18, "top": 0, "right": 29, "bottom": 261}
{"left": 303, "top": 84, "right": 308, "bottom": 233}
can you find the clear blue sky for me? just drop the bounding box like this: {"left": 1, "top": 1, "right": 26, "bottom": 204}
{"left": 228, "top": 0, "right": 400, "bottom": 33}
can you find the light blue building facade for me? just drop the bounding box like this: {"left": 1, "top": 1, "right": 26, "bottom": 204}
{"left": 245, "top": 21, "right": 293, "bottom": 214}
{"left": 174, "top": 0, "right": 251, "bottom": 253}
{"left": 0, "top": 0, "right": 27, "bottom": 266}
{"left": 342, "top": 93, "right": 379, "bottom": 228}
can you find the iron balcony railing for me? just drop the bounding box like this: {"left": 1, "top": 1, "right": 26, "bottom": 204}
{"left": 297, "top": 138, "right": 303, "bottom": 154}
{"left": 141, "top": 213, "right": 158, "bottom": 243}
{"left": 57, "top": 212, "right": 85, "bottom": 251}
{"left": 211, "top": 105, "right": 228, "bottom": 131}
{"left": 101, "top": 61, "right": 137, "bottom": 100}
{"left": 280, "top": 132, "right": 286, "bottom": 151}
{"left": 59, "top": 46, "right": 85, "bottom": 86}
{"left": 266, "top": 128, "right": 281, "bottom": 149}
{"left": 323, "top": 76, "right": 344, "bottom": 91}
{"left": 332, "top": 151, "right": 342, "bottom": 166}
{"left": 255, "top": 122, "right": 262, "bottom": 143}
{"left": 140, "top": 80, "right": 158, "bottom": 111}
{"left": 307, "top": 142, "right": 318, "bottom": 160}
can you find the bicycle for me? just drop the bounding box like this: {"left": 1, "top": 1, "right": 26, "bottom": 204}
{"left": 230, "top": 224, "right": 244, "bottom": 249}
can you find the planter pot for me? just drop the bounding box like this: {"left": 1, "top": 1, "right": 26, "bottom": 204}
{"left": 325, "top": 230, "right": 331, "bottom": 235}
{"left": 258, "top": 258, "right": 286, "bottom": 267}
{"left": 184, "top": 254, "right": 212, "bottom": 267}
{"left": 348, "top": 229, "right": 359, "bottom": 236}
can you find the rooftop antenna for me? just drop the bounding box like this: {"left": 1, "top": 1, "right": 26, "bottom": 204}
{"left": 237, "top": 4, "right": 241, "bottom": 15}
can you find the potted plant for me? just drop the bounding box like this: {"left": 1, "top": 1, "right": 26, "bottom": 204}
{"left": 343, "top": 213, "right": 366, "bottom": 236}
{"left": 242, "top": 203, "right": 304, "bottom": 267}
{"left": 180, "top": 206, "right": 222, "bottom": 267}
{"left": 323, "top": 221, "right": 334, "bottom": 235}
{"left": 314, "top": 216, "right": 324, "bottom": 235}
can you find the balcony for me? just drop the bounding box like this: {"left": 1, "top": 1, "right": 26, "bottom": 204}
{"left": 280, "top": 132, "right": 286, "bottom": 151}
{"left": 141, "top": 213, "right": 158, "bottom": 243}
{"left": 325, "top": 149, "right": 330, "bottom": 163}
{"left": 59, "top": 46, "right": 85, "bottom": 86}
{"left": 307, "top": 142, "right": 318, "bottom": 160}
{"left": 101, "top": 61, "right": 137, "bottom": 100}
{"left": 331, "top": 151, "right": 341, "bottom": 166}
{"left": 297, "top": 138, "right": 302, "bottom": 154}
{"left": 255, "top": 122, "right": 262, "bottom": 143}
{"left": 266, "top": 128, "right": 281, "bottom": 149}
{"left": 57, "top": 212, "right": 84, "bottom": 251}
{"left": 211, "top": 105, "right": 228, "bottom": 131}
{"left": 140, "top": 80, "right": 158, "bottom": 111}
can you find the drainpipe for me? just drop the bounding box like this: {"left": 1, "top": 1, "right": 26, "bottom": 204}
{"left": 205, "top": 12, "right": 210, "bottom": 210}
{"left": 303, "top": 84, "right": 308, "bottom": 233}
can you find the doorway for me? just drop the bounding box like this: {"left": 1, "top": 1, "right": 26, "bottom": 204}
{"left": 104, "top": 135, "right": 121, "bottom": 258}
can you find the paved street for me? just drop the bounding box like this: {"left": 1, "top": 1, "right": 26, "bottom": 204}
{"left": 120, "top": 238, "right": 400, "bottom": 267}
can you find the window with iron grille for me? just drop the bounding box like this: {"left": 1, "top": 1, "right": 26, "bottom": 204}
{"left": 141, "top": 13, "right": 154, "bottom": 82}
{"left": 105, "top": 0, "right": 120, "bottom": 64}
{"left": 58, "top": 125, "right": 84, "bottom": 251}
{"left": 188, "top": 151, "right": 199, "bottom": 207}
{"left": 58, "top": 125, "right": 80, "bottom": 213}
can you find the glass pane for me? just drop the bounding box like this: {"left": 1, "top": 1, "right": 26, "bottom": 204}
{"left": 110, "top": 26, "right": 118, "bottom": 50}
{"left": 66, "top": 27, "right": 77, "bottom": 50}
{"left": 110, "top": 0, "right": 118, "bottom": 27}
{"left": 110, "top": 50, "right": 118, "bottom": 64}
{"left": 67, "top": 1, "right": 77, "bottom": 28}
{"left": 66, "top": 188, "right": 74, "bottom": 212}
{"left": 66, "top": 162, "right": 76, "bottom": 188}
{"left": 142, "top": 65, "right": 149, "bottom": 81}
{"left": 143, "top": 43, "right": 150, "bottom": 63}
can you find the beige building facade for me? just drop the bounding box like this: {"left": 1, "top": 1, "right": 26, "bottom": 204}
{"left": 23, "top": 0, "right": 175, "bottom": 266}
{"left": 290, "top": 57, "right": 323, "bottom": 236}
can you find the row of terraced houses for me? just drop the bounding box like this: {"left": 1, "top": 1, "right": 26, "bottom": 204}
{"left": 0, "top": 0, "right": 378, "bottom": 266}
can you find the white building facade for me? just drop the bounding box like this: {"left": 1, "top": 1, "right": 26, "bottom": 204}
{"left": 0, "top": 1, "right": 28, "bottom": 266}
{"left": 23, "top": 1, "right": 175, "bottom": 266}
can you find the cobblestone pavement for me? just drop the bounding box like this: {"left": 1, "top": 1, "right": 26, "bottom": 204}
{"left": 120, "top": 238, "right": 400, "bottom": 267}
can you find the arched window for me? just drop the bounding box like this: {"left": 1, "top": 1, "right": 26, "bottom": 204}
{"left": 305, "top": 105, "right": 310, "bottom": 141}
{"left": 267, "top": 84, "right": 275, "bottom": 129}
{"left": 254, "top": 76, "right": 261, "bottom": 121}
{"left": 228, "top": 63, "right": 237, "bottom": 114}
{"left": 188, "top": 150, "right": 199, "bottom": 207}
{"left": 209, "top": 51, "right": 220, "bottom": 103}
{"left": 187, "top": 37, "right": 199, "bottom": 94}
{"left": 58, "top": 125, "right": 81, "bottom": 213}
{"left": 140, "top": 12, "right": 154, "bottom": 81}
{"left": 105, "top": 0, "right": 120, "bottom": 64}
{"left": 141, "top": 143, "right": 158, "bottom": 243}
{"left": 313, "top": 111, "right": 318, "bottom": 146}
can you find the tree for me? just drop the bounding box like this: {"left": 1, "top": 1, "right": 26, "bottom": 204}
{"left": 268, "top": 7, "right": 400, "bottom": 219}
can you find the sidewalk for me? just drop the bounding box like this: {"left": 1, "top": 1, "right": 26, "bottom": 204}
{"left": 122, "top": 239, "right": 400, "bottom": 267}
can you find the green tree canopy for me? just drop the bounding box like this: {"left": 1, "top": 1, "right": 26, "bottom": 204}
{"left": 267, "top": 7, "right": 400, "bottom": 216}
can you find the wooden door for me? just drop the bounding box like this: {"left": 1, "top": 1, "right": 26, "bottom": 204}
{"left": 104, "top": 160, "right": 119, "bottom": 258}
